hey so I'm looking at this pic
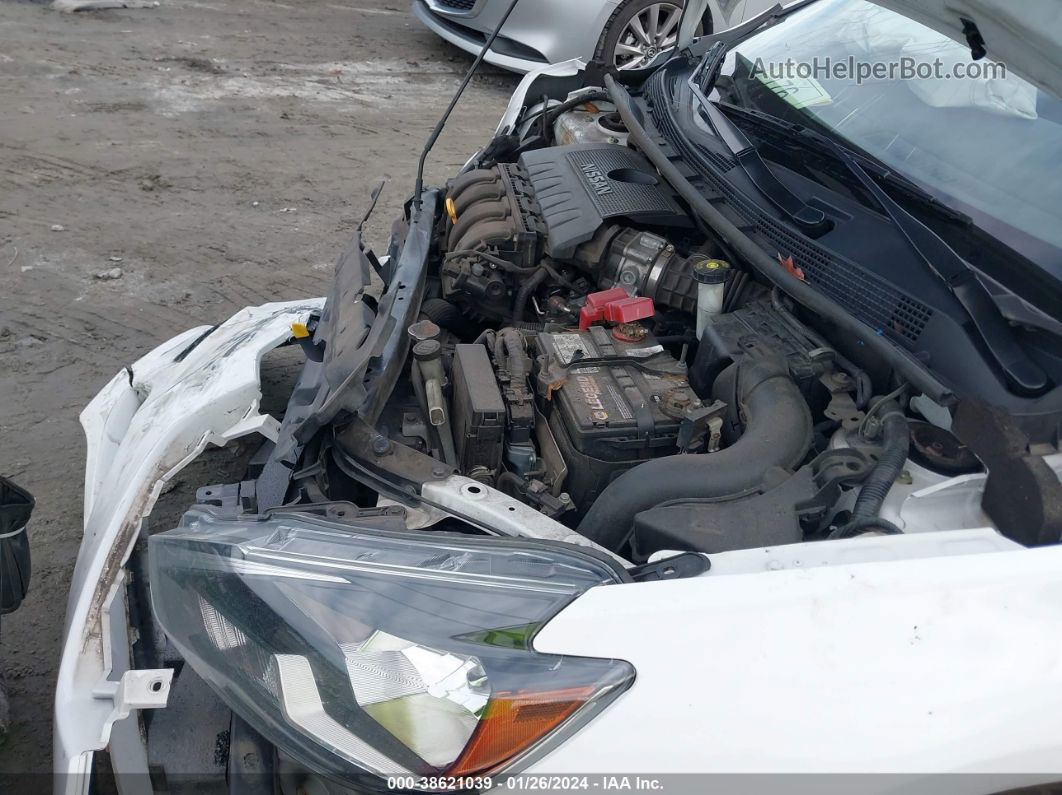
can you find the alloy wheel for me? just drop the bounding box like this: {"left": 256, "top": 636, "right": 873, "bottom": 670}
{"left": 613, "top": 2, "right": 684, "bottom": 71}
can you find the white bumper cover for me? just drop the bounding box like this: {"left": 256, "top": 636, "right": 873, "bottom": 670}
{"left": 54, "top": 299, "right": 323, "bottom": 791}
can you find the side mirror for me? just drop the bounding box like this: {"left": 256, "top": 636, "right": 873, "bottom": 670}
{"left": 0, "top": 477, "right": 33, "bottom": 615}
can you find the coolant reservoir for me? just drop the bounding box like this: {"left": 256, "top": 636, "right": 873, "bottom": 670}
{"left": 553, "top": 108, "right": 630, "bottom": 147}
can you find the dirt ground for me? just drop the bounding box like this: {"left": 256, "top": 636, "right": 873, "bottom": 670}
{"left": 0, "top": 0, "right": 517, "bottom": 773}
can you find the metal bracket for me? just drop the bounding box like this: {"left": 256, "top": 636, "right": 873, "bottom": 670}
{"left": 93, "top": 668, "right": 174, "bottom": 728}
{"left": 629, "top": 552, "right": 710, "bottom": 581}
{"left": 821, "top": 372, "right": 865, "bottom": 433}
{"left": 422, "top": 475, "right": 630, "bottom": 565}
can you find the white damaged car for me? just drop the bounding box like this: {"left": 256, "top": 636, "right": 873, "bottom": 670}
{"left": 56, "top": 1, "right": 1062, "bottom": 793}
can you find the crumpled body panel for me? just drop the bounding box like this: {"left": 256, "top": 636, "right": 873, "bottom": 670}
{"left": 54, "top": 299, "right": 322, "bottom": 791}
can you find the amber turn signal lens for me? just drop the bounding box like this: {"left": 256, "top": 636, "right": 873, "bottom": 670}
{"left": 446, "top": 686, "right": 596, "bottom": 777}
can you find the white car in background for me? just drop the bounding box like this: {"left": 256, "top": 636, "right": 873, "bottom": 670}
{"left": 412, "top": 0, "right": 778, "bottom": 73}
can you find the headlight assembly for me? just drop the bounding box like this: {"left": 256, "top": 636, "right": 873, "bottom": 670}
{"left": 148, "top": 508, "right": 634, "bottom": 787}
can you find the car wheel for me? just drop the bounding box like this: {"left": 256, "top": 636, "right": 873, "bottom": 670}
{"left": 596, "top": 0, "right": 702, "bottom": 72}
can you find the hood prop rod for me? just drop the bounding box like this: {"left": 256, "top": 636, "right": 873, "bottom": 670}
{"left": 413, "top": 0, "right": 523, "bottom": 215}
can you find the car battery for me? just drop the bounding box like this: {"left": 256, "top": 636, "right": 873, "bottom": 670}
{"left": 534, "top": 325, "right": 694, "bottom": 515}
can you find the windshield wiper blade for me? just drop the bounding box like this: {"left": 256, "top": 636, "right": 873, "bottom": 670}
{"left": 683, "top": 0, "right": 817, "bottom": 57}
{"left": 708, "top": 101, "right": 1047, "bottom": 393}
{"left": 688, "top": 44, "right": 829, "bottom": 234}
{"left": 819, "top": 138, "right": 1049, "bottom": 394}
{"left": 715, "top": 103, "right": 970, "bottom": 224}
{"left": 710, "top": 101, "right": 1048, "bottom": 392}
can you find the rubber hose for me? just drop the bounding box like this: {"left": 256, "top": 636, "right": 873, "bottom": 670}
{"left": 851, "top": 403, "right": 909, "bottom": 521}
{"left": 577, "top": 354, "right": 813, "bottom": 551}
{"left": 493, "top": 332, "right": 508, "bottom": 371}
{"left": 473, "top": 328, "right": 496, "bottom": 348}
{"left": 533, "top": 90, "right": 610, "bottom": 132}
{"left": 420, "top": 298, "right": 463, "bottom": 331}
{"left": 498, "top": 327, "right": 530, "bottom": 384}
{"left": 512, "top": 267, "right": 547, "bottom": 324}
{"left": 828, "top": 517, "right": 904, "bottom": 539}
{"left": 497, "top": 471, "right": 525, "bottom": 498}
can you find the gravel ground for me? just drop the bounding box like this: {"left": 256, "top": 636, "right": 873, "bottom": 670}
{"left": 0, "top": 0, "right": 517, "bottom": 773}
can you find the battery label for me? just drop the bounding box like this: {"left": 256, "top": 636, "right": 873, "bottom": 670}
{"left": 550, "top": 333, "right": 597, "bottom": 365}
{"left": 623, "top": 344, "right": 664, "bottom": 358}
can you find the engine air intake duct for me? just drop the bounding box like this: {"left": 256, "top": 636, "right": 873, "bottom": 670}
{"left": 576, "top": 351, "right": 814, "bottom": 552}
{"left": 572, "top": 225, "right": 706, "bottom": 315}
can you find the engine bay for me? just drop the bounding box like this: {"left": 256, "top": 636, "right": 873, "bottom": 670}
{"left": 186, "top": 94, "right": 1062, "bottom": 564}
{"left": 230, "top": 96, "right": 1058, "bottom": 562}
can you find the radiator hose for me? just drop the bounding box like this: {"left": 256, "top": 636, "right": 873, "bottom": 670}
{"left": 577, "top": 354, "right": 813, "bottom": 552}
{"left": 512, "top": 267, "right": 548, "bottom": 324}
{"left": 420, "top": 298, "right": 464, "bottom": 330}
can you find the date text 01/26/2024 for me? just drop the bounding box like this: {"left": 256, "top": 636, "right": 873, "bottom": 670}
{"left": 387, "top": 777, "right": 666, "bottom": 791}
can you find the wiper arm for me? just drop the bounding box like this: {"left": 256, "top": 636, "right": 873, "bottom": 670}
{"left": 716, "top": 102, "right": 970, "bottom": 225}
{"left": 607, "top": 72, "right": 952, "bottom": 403}
{"left": 689, "top": 43, "right": 829, "bottom": 233}
{"left": 817, "top": 137, "right": 1049, "bottom": 394}
{"left": 710, "top": 100, "right": 1047, "bottom": 393}
{"left": 682, "top": 1, "right": 818, "bottom": 57}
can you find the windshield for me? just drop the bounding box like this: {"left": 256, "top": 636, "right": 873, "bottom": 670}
{"left": 714, "top": 0, "right": 1062, "bottom": 255}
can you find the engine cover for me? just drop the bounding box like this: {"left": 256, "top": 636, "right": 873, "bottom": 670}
{"left": 519, "top": 144, "right": 689, "bottom": 258}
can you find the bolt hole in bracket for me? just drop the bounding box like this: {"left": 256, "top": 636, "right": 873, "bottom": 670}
{"left": 92, "top": 668, "right": 174, "bottom": 738}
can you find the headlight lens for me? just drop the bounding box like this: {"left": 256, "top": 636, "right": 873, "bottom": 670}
{"left": 149, "top": 508, "right": 634, "bottom": 785}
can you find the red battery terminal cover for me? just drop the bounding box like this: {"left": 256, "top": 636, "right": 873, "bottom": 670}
{"left": 578, "top": 288, "right": 655, "bottom": 330}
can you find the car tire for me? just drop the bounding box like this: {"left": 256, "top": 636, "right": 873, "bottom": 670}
{"left": 595, "top": 0, "right": 709, "bottom": 72}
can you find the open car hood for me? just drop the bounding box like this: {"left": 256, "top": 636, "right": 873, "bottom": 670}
{"left": 677, "top": 0, "right": 1061, "bottom": 98}
{"left": 870, "top": 0, "right": 1062, "bottom": 97}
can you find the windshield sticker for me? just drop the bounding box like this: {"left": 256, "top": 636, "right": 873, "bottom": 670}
{"left": 756, "top": 73, "right": 833, "bottom": 110}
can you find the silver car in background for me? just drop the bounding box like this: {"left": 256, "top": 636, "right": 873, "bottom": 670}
{"left": 412, "top": 0, "right": 776, "bottom": 73}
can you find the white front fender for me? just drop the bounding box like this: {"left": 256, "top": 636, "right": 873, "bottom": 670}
{"left": 54, "top": 299, "right": 323, "bottom": 791}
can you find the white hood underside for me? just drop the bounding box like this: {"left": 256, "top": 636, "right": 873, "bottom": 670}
{"left": 870, "top": 0, "right": 1062, "bottom": 97}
